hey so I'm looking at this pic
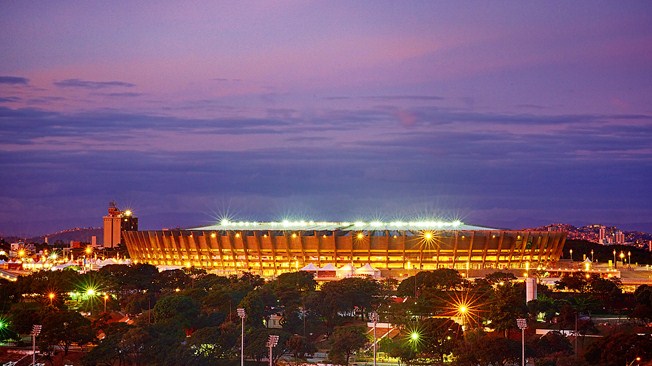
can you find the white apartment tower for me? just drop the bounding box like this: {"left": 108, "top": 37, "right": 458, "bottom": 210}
{"left": 102, "top": 201, "right": 138, "bottom": 248}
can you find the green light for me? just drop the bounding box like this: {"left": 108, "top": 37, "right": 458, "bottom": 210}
{"left": 410, "top": 332, "right": 419, "bottom": 341}
{"left": 0, "top": 321, "right": 5, "bottom": 329}
{"left": 86, "top": 288, "right": 96, "bottom": 296}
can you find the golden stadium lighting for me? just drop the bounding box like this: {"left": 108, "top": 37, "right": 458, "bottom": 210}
{"left": 214, "top": 218, "right": 465, "bottom": 229}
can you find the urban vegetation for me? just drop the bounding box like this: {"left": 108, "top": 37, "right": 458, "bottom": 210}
{"left": 1, "top": 264, "right": 652, "bottom": 365}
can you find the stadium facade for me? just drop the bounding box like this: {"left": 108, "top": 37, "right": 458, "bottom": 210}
{"left": 123, "top": 219, "right": 566, "bottom": 277}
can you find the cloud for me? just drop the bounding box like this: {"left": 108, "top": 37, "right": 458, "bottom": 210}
{"left": 365, "top": 95, "right": 443, "bottom": 101}
{"left": 211, "top": 78, "right": 242, "bottom": 82}
{"left": 101, "top": 92, "right": 143, "bottom": 98}
{"left": 0, "top": 76, "right": 29, "bottom": 85}
{"left": 53, "top": 79, "right": 136, "bottom": 89}
{"left": 323, "top": 95, "right": 443, "bottom": 102}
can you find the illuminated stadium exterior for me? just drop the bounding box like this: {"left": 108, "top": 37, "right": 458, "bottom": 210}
{"left": 123, "top": 219, "right": 567, "bottom": 277}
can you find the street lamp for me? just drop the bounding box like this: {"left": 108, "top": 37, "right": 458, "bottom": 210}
{"left": 627, "top": 356, "right": 641, "bottom": 366}
{"left": 569, "top": 249, "right": 573, "bottom": 262}
{"left": 458, "top": 304, "right": 468, "bottom": 331}
{"left": 613, "top": 250, "right": 617, "bottom": 269}
{"left": 409, "top": 330, "right": 420, "bottom": 350}
{"left": 628, "top": 251, "right": 631, "bottom": 266}
{"left": 267, "top": 334, "right": 279, "bottom": 366}
{"left": 620, "top": 252, "right": 625, "bottom": 266}
{"left": 48, "top": 292, "right": 55, "bottom": 306}
{"left": 32, "top": 324, "right": 42, "bottom": 366}
{"left": 516, "top": 319, "right": 527, "bottom": 366}
{"left": 237, "top": 308, "right": 246, "bottom": 366}
{"left": 103, "top": 294, "right": 109, "bottom": 313}
{"left": 370, "top": 312, "right": 379, "bottom": 366}
{"left": 591, "top": 249, "right": 594, "bottom": 263}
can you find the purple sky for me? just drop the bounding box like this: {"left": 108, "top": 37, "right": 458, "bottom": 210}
{"left": 1, "top": 1, "right": 652, "bottom": 236}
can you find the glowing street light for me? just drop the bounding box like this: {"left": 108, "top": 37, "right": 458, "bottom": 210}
{"left": 48, "top": 292, "right": 55, "bottom": 306}
{"left": 237, "top": 308, "right": 246, "bottom": 366}
{"left": 267, "top": 334, "right": 279, "bottom": 366}
{"left": 620, "top": 251, "right": 625, "bottom": 266}
{"left": 103, "top": 294, "right": 109, "bottom": 313}
{"left": 407, "top": 327, "right": 422, "bottom": 353}
{"left": 591, "top": 249, "right": 594, "bottom": 263}
{"left": 516, "top": 319, "right": 527, "bottom": 366}
{"left": 458, "top": 304, "right": 468, "bottom": 330}
{"left": 613, "top": 250, "right": 617, "bottom": 269}
{"left": 569, "top": 249, "right": 573, "bottom": 262}
{"left": 628, "top": 251, "right": 631, "bottom": 266}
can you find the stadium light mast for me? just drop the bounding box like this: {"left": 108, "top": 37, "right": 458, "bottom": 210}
{"left": 516, "top": 319, "right": 527, "bottom": 366}
{"left": 32, "top": 324, "right": 42, "bottom": 366}
{"left": 371, "top": 311, "right": 379, "bottom": 366}
{"left": 237, "top": 308, "right": 246, "bottom": 366}
{"left": 267, "top": 334, "right": 279, "bottom": 366}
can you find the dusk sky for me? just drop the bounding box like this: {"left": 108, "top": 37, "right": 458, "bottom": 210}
{"left": 1, "top": 1, "right": 652, "bottom": 236}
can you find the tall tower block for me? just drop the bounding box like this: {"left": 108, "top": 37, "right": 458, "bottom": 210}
{"left": 102, "top": 201, "right": 138, "bottom": 248}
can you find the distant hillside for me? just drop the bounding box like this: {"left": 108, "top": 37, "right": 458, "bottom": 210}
{"left": 29, "top": 227, "right": 102, "bottom": 244}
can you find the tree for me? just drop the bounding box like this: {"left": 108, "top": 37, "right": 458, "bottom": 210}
{"left": 397, "top": 269, "right": 465, "bottom": 297}
{"left": 584, "top": 330, "right": 652, "bottom": 366}
{"left": 317, "top": 278, "right": 381, "bottom": 331}
{"left": 631, "top": 284, "right": 652, "bottom": 324}
{"left": 329, "top": 325, "right": 368, "bottom": 366}
{"left": 587, "top": 275, "right": 622, "bottom": 311}
{"left": 8, "top": 301, "right": 43, "bottom": 334}
{"left": 555, "top": 272, "right": 589, "bottom": 293}
{"left": 239, "top": 286, "right": 276, "bottom": 327}
{"left": 273, "top": 271, "right": 317, "bottom": 309}
{"left": 453, "top": 331, "right": 521, "bottom": 366}
{"left": 40, "top": 309, "right": 94, "bottom": 355}
{"left": 286, "top": 334, "right": 317, "bottom": 363}
{"left": 153, "top": 269, "right": 191, "bottom": 291}
{"left": 153, "top": 294, "right": 201, "bottom": 332}
{"left": 527, "top": 294, "right": 560, "bottom": 323}
{"left": 244, "top": 330, "right": 291, "bottom": 364}
{"left": 123, "top": 322, "right": 186, "bottom": 366}
{"left": 414, "top": 318, "right": 462, "bottom": 363}
{"left": 82, "top": 322, "right": 131, "bottom": 366}
{"left": 487, "top": 282, "right": 527, "bottom": 334}
{"left": 484, "top": 271, "right": 517, "bottom": 285}
{"left": 529, "top": 331, "right": 573, "bottom": 364}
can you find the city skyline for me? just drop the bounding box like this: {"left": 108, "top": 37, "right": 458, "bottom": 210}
{"left": 1, "top": 2, "right": 652, "bottom": 236}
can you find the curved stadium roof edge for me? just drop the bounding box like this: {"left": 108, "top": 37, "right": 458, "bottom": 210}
{"left": 190, "top": 220, "right": 498, "bottom": 232}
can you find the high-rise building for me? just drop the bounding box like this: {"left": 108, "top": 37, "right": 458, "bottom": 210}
{"left": 615, "top": 230, "right": 625, "bottom": 244}
{"left": 599, "top": 226, "right": 606, "bottom": 244}
{"left": 102, "top": 201, "right": 138, "bottom": 248}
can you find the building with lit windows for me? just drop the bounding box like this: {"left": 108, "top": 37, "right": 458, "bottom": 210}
{"left": 103, "top": 201, "right": 138, "bottom": 248}
{"left": 123, "top": 219, "right": 566, "bottom": 277}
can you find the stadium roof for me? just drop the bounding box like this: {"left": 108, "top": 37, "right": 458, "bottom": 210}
{"left": 192, "top": 219, "right": 498, "bottom": 232}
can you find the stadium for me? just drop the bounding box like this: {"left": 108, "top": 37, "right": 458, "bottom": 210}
{"left": 123, "top": 219, "right": 567, "bottom": 278}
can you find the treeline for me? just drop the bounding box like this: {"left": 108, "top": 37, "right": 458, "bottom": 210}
{"left": 1, "top": 265, "right": 652, "bottom": 365}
